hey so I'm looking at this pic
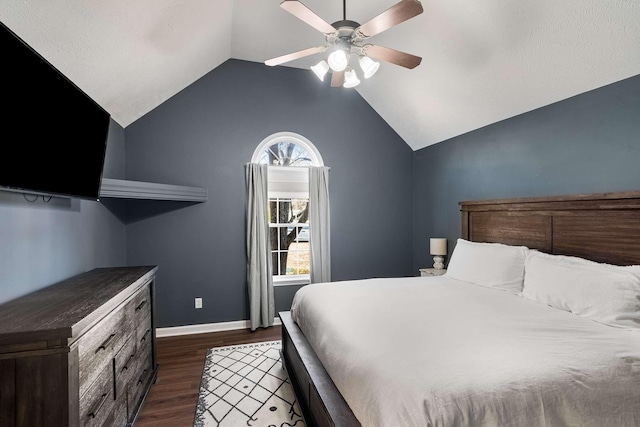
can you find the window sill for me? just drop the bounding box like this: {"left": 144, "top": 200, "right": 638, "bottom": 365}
{"left": 273, "top": 276, "right": 310, "bottom": 287}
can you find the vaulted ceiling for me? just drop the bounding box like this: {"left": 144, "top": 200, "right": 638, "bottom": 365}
{"left": 2, "top": 0, "right": 639, "bottom": 150}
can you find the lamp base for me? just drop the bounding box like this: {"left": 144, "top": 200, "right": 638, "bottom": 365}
{"left": 433, "top": 256, "right": 445, "bottom": 270}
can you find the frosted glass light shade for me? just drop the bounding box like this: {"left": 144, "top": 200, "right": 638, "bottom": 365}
{"left": 430, "top": 238, "right": 447, "bottom": 255}
{"left": 327, "top": 49, "right": 348, "bottom": 72}
{"left": 311, "top": 60, "right": 329, "bottom": 81}
{"left": 343, "top": 68, "right": 360, "bottom": 88}
{"left": 359, "top": 56, "right": 380, "bottom": 78}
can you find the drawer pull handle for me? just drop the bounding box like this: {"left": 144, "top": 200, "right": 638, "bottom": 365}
{"left": 137, "top": 369, "right": 148, "bottom": 385}
{"left": 121, "top": 354, "right": 135, "bottom": 372}
{"left": 96, "top": 334, "right": 116, "bottom": 353}
{"left": 140, "top": 329, "right": 151, "bottom": 343}
{"left": 135, "top": 300, "right": 147, "bottom": 311}
{"left": 87, "top": 392, "right": 109, "bottom": 419}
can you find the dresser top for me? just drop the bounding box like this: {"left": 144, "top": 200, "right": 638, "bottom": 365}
{"left": 0, "top": 266, "right": 157, "bottom": 345}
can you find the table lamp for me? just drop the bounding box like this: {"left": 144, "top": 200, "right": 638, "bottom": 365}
{"left": 430, "top": 238, "right": 447, "bottom": 270}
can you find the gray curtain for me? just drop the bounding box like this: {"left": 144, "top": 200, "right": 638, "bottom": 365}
{"left": 309, "top": 166, "right": 331, "bottom": 283}
{"left": 245, "top": 163, "right": 274, "bottom": 330}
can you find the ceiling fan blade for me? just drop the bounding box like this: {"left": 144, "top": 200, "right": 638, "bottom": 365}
{"left": 265, "top": 46, "right": 327, "bottom": 67}
{"left": 364, "top": 44, "right": 422, "bottom": 69}
{"left": 280, "top": 0, "right": 337, "bottom": 35}
{"left": 331, "top": 70, "right": 345, "bottom": 87}
{"left": 355, "top": 0, "right": 423, "bottom": 38}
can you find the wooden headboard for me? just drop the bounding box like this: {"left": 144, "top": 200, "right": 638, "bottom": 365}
{"left": 460, "top": 191, "right": 640, "bottom": 266}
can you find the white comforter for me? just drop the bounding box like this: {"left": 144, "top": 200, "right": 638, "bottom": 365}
{"left": 290, "top": 276, "right": 640, "bottom": 427}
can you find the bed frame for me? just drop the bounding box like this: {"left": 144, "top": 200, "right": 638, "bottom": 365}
{"left": 280, "top": 190, "right": 640, "bottom": 427}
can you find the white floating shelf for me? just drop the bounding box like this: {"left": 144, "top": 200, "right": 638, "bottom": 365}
{"left": 99, "top": 178, "right": 207, "bottom": 202}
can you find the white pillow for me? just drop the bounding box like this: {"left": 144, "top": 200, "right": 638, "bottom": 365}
{"left": 522, "top": 250, "right": 640, "bottom": 330}
{"left": 445, "top": 238, "right": 529, "bottom": 293}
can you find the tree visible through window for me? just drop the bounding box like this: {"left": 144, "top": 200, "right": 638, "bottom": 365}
{"left": 253, "top": 133, "right": 323, "bottom": 281}
{"left": 269, "top": 197, "right": 308, "bottom": 276}
{"left": 256, "top": 141, "right": 315, "bottom": 167}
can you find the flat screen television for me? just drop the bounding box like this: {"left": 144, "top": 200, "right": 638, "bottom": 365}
{"left": 0, "top": 21, "right": 110, "bottom": 201}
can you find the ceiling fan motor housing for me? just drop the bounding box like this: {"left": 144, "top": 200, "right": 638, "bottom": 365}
{"left": 330, "top": 20, "right": 360, "bottom": 31}
{"left": 327, "top": 20, "right": 362, "bottom": 58}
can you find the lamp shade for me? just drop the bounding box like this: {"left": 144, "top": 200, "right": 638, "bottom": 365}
{"left": 430, "top": 238, "right": 447, "bottom": 256}
{"left": 359, "top": 56, "right": 380, "bottom": 79}
{"left": 327, "top": 49, "right": 348, "bottom": 72}
{"left": 311, "top": 60, "right": 329, "bottom": 81}
{"left": 343, "top": 68, "right": 361, "bottom": 88}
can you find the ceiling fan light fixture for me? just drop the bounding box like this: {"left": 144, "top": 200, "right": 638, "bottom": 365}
{"left": 343, "top": 68, "right": 361, "bottom": 88}
{"left": 311, "top": 60, "right": 330, "bottom": 81}
{"left": 359, "top": 56, "right": 380, "bottom": 79}
{"left": 265, "top": 0, "right": 424, "bottom": 87}
{"left": 327, "top": 49, "right": 348, "bottom": 72}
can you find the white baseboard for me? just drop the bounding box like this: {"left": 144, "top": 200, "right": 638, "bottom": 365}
{"left": 156, "top": 317, "right": 282, "bottom": 338}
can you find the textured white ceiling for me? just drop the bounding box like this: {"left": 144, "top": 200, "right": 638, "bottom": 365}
{"left": 1, "top": 0, "right": 639, "bottom": 150}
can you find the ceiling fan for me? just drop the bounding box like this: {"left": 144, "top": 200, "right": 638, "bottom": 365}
{"left": 264, "top": 0, "right": 423, "bottom": 88}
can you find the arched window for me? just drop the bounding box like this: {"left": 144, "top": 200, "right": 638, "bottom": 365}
{"left": 251, "top": 132, "right": 324, "bottom": 167}
{"left": 251, "top": 133, "right": 323, "bottom": 285}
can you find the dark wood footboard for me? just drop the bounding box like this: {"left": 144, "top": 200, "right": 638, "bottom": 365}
{"left": 279, "top": 311, "right": 361, "bottom": 427}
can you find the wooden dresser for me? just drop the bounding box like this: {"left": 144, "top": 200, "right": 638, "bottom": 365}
{"left": 0, "top": 266, "right": 158, "bottom": 427}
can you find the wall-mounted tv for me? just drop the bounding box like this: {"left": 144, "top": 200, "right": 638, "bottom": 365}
{"left": 0, "top": 21, "right": 110, "bottom": 201}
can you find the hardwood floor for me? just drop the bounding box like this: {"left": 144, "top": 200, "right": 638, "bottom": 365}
{"left": 136, "top": 326, "right": 282, "bottom": 427}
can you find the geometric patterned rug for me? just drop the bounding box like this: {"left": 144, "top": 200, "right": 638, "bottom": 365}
{"left": 194, "top": 340, "right": 306, "bottom": 427}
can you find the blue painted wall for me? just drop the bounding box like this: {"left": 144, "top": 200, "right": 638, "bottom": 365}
{"left": 123, "top": 59, "right": 415, "bottom": 327}
{"left": 413, "top": 74, "right": 640, "bottom": 272}
{"left": 2, "top": 61, "right": 637, "bottom": 331}
{"left": 0, "top": 119, "right": 128, "bottom": 304}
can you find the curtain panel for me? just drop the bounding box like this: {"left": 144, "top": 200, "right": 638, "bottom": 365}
{"left": 245, "top": 163, "right": 274, "bottom": 330}
{"left": 309, "top": 166, "right": 331, "bottom": 283}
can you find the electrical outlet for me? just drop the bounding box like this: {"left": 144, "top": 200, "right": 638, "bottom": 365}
{"left": 195, "top": 297, "right": 203, "bottom": 309}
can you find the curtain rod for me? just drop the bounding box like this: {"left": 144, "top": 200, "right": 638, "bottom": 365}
{"left": 263, "top": 164, "right": 331, "bottom": 171}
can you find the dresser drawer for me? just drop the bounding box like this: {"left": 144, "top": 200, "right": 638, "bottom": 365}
{"left": 111, "top": 393, "right": 129, "bottom": 427}
{"left": 127, "top": 348, "right": 153, "bottom": 417}
{"left": 126, "top": 284, "right": 151, "bottom": 324}
{"left": 78, "top": 303, "right": 130, "bottom": 398}
{"left": 122, "top": 310, "right": 153, "bottom": 418}
{"left": 135, "top": 338, "right": 153, "bottom": 379}
{"left": 79, "top": 364, "right": 115, "bottom": 427}
{"left": 136, "top": 312, "right": 152, "bottom": 348}
{"left": 114, "top": 336, "right": 137, "bottom": 400}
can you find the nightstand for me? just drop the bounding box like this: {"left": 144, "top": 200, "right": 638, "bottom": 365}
{"left": 419, "top": 268, "right": 447, "bottom": 277}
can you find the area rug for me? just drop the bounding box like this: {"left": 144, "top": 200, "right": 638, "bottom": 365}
{"left": 194, "top": 340, "right": 306, "bottom": 427}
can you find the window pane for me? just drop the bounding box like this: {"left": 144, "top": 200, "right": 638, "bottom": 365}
{"left": 268, "top": 196, "right": 310, "bottom": 277}
{"left": 288, "top": 243, "right": 310, "bottom": 275}
{"left": 269, "top": 227, "right": 278, "bottom": 252}
{"left": 272, "top": 250, "right": 288, "bottom": 276}
{"left": 268, "top": 199, "right": 278, "bottom": 224}
{"left": 252, "top": 129, "right": 328, "bottom": 166}
{"left": 290, "top": 199, "right": 309, "bottom": 224}
{"left": 271, "top": 247, "right": 311, "bottom": 276}
{"left": 286, "top": 250, "right": 298, "bottom": 275}
{"left": 271, "top": 251, "right": 280, "bottom": 276}
{"left": 277, "top": 199, "right": 292, "bottom": 224}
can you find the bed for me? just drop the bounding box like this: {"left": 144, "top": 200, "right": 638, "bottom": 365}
{"left": 279, "top": 191, "right": 640, "bottom": 427}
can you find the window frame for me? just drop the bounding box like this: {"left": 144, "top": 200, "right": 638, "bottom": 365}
{"left": 268, "top": 196, "right": 310, "bottom": 285}
{"left": 252, "top": 132, "right": 323, "bottom": 287}
{"left": 251, "top": 132, "right": 324, "bottom": 166}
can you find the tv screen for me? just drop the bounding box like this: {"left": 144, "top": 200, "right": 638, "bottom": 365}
{"left": 0, "top": 21, "right": 110, "bottom": 201}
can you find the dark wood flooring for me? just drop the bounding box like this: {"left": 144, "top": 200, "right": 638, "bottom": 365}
{"left": 136, "top": 326, "right": 282, "bottom": 427}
